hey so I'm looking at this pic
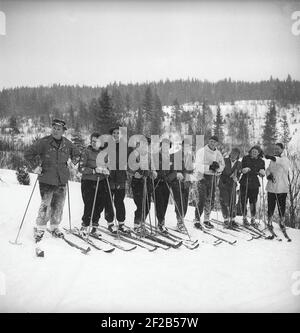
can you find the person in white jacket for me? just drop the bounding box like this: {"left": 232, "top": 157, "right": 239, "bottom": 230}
{"left": 194, "top": 135, "right": 225, "bottom": 229}
{"left": 265, "top": 143, "right": 290, "bottom": 236}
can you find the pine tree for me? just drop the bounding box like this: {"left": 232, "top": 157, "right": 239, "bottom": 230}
{"left": 97, "top": 89, "right": 115, "bottom": 134}
{"left": 281, "top": 114, "right": 291, "bottom": 148}
{"left": 213, "top": 104, "right": 224, "bottom": 142}
{"left": 142, "top": 86, "right": 154, "bottom": 135}
{"left": 227, "top": 109, "right": 250, "bottom": 155}
{"left": 135, "top": 106, "right": 144, "bottom": 134}
{"left": 89, "top": 98, "right": 100, "bottom": 131}
{"left": 71, "top": 130, "right": 85, "bottom": 154}
{"left": 151, "top": 93, "right": 164, "bottom": 135}
{"left": 9, "top": 116, "right": 19, "bottom": 134}
{"left": 111, "top": 86, "right": 125, "bottom": 121}
{"left": 171, "top": 99, "right": 181, "bottom": 131}
{"left": 262, "top": 101, "right": 277, "bottom": 154}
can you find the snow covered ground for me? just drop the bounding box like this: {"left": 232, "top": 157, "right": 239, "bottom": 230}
{"left": 0, "top": 169, "right": 299, "bottom": 313}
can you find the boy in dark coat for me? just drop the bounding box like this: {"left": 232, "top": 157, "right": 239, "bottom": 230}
{"left": 79, "top": 132, "right": 109, "bottom": 236}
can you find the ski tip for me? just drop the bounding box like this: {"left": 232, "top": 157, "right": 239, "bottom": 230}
{"left": 35, "top": 248, "right": 44, "bottom": 257}
{"left": 149, "top": 246, "right": 158, "bottom": 252}
{"left": 9, "top": 240, "right": 22, "bottom": 246}
{"left": 82, "top": 247, "right": 91, "bottom": 254}
{"left": 104, "top": 248, "right": 115, "bottom": 253}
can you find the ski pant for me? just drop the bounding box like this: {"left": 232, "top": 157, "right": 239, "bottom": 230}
{"left": 104, "top": 188, "right": 126, "bottom": 223}
{"left": 195, "top": 175, "right": 216, "bottom": 222}
{"left": 171, "top": 180, "right": 190, "bottom": 221}
{"left": 36, "top": 182, "right": 66, "bottom": 228}
{"left": 81, "top": 179, "right": 110, "bottom": 227}
{"left": 131, "top": 178, "right": 152, "bottom": 226}
{"left": 240, "top": 186, "right": 259, "bottom": 217}
{"left": 219, "top": 183, "right": 236, "bottom": 220}
{"left": 267, "top": 192, "right": 287, "bottom": 219}
{"left": 154, "top": 180, "right": 170, "bottom": 225}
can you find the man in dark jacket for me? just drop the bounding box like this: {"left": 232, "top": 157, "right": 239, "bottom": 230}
{"left": 218, "top": 148, "right": 242, "bottom": 228}
{"left": 239, "top": 145, "right": 265, "bottom": 227}
{"left": 153, "top": 138, "right": 174, "bottom": 233}
{"left": 104, "top": 126, "right": 129, "bottom": 233}
{"left": 25, "top": 119, "right": 80, "bottom": 241}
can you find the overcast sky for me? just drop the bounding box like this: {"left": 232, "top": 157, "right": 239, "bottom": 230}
{"left": 0, "top": 0, "right": 299, "bottom": 89}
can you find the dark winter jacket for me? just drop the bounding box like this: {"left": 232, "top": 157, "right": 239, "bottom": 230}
{"left": 158, "top": 149, "right": 194, "bottom": 184}
{"left": 79, "top": 145, "right": 106, "bottom": 182}
{"left": 219, "top": 158, "right": 242, "bottom": 188}
{"left": 108, "top": 142, "right": 128, "bottom": 190}
{"left": 25, "top": 135, "right": 80, "bottom": 186}
{"left": 239, "top": 155, "right": 265, "bottom": 189}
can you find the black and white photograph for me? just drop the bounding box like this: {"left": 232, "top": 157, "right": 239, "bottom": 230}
{"left": 0, "top": 0, "right": 300, "bottom": 316}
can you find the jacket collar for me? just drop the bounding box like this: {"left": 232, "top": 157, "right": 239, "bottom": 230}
{"left": 50, "top": 135, "right": 66, "bottom": 149}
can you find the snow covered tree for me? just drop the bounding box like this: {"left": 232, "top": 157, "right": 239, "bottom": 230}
{"left": 171, "top": 99, "right": 182, "bottom": 131}
{"left": 280, "top": 114, "right": 291, "bottom": 148}
{"left": 142, "top": 86, "right": 154, "bottom": 136}
{"left": 226, "top": 109, "right": 250, "bottom": 155}
{"left": 135, "top": 106, "right": 144, "bottom": 135}
{"left": 195, "top": 101, "right": 213, "bottom": 142}
{"left": 151, "top": 93, "right": 164, "bottom": 135}
{"left": 89, "top": 98, "right": 100, "bottom": 131}
{"left": 71, "top": 131, "right": 85, "bottom": 155}
{"left": 287, "top": 153, "right": 300, "bottom": 229}
{"left": 97, "top": 89, "right": 115, "bottom": 134}
{"left": 213, "top": 104, "right": 224, "bottom": 143}
{"left": 262, "top": 101, "right": 277, "bottom": 154}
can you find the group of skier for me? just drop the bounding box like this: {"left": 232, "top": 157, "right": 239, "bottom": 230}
{"left": 24, "top": 119, "right": 291, "bottom": 243}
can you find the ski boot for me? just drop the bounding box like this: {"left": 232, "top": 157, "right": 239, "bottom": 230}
{"left": 158, "top": 223, "right": 168, "bottom": 234}
{"left": 118, "top": 223, "right": 130, "bottom": 235}
{"left": 203, "top": 220, "right": 214, "bottom": 229}
{"left": 176, "top": 219, "right": 186, "bottom": 232}
{"left": 91, "top": 227, "right": 102, "bottom": 237}
{"left": 194, "top": 220, "right": 203, "bottom": 230}
{"left": 34, "top": 227, "right": 45, "bottom": 243}
{"left": 250, "top": 217, "right": 259, "bottom": 228}
{"left": 51, "top": 227, "right": 64, "bottom": 238}
{"left": 279, "top": 224, "right": 291, "bottom": 242}
{"left": 80, "top": 226, "right": 88, "bottom": 237}
{"left": 230, "top": 219, "right": 239, "bottom": 229}
{"left": 108, "top": 223, "right": 118, "bottom": 235}
{"left": 266, "top": 223, "right": 278, "bottom": 239}
{"left": 224, "top": 219, "right": 231, "bottom": 229}
{"left": 243, "top": 217, "right": 250, "bottom": 227}
{"left": 133, "top": 223, "right": 141, "bottom": 233}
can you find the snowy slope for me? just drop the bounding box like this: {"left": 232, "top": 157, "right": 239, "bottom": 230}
{"left": 0, "top": 169, "right": 299, "bottom": 313}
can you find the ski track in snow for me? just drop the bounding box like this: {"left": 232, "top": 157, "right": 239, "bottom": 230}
{"left": 0, "top": 169, "right": 299, "bottom": 313}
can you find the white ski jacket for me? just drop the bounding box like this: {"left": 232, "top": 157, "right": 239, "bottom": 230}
{"left": 266, "top": 155, "right": 290, "bottom": 194}
{"left": 194, "top": 145, "right": 225, "bottom": 179}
